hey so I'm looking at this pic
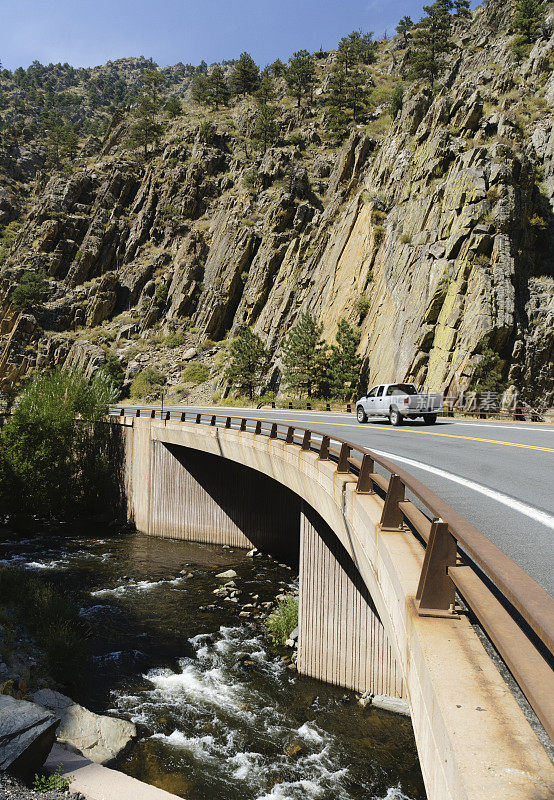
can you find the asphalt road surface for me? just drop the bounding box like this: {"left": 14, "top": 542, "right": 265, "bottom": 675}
{"left": 117, "top": 405, "right": 554, "bottom": 596}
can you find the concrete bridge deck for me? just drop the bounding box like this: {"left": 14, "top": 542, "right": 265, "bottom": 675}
{"left": 115, "top": 413, "right": 554, "bottom": 800}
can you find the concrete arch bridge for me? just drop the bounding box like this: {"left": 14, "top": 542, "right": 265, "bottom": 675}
{"left": 113, "top": 410, "right": 554, "bottom": 800}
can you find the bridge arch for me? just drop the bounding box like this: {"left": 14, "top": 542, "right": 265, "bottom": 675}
{"left": 118, "top": 414, "right": 554, "bottom": 800}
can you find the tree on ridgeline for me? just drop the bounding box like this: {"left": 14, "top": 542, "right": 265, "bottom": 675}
{"left": 252, "top": 103, "right": 280, "bottom": 153}
{"left": 409, "top": 1, "right": 452, "bottom": 88}
{"left": 191, "top": 72, "right": 209, "bottom": 104}
{"left": 225, "top": 328, "right": 270, "bottom": 399}
{"left": 453, "top": 0, "right": 471, "bottom": 17}
{"left": 269, "top": 58, "right": 286, "bottom": 78}
{"left": 127, "top": 94, "right": 164, "bottom": 156}
{"left": 230, "top": 52, "right": 260, "bottom": 97}
{"left": 328, "top": 319, "right": 362, "bottom": 400}
{"left": 285, "top": 50, "right": 316, "bottom": 107}
{"left": 256, "top": 68, "right": 276, "bottom": 105}
{"left": 396, "top": 16, "right": 414, "bottom": 44}
{"left": 280, "top": 311, "right": 327, "bottom": 398}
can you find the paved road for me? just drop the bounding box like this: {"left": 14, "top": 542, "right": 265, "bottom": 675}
{"left": 118, "top": 405, "right": 554, "bottom": 596}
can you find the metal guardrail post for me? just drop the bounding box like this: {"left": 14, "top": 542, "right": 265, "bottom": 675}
{"left": 210, "top": 415, "right": 217, "bottom": 426}
{"left": 289, "top": 401, "right": 292, "bottom": 409}
{"left": 165, "top": 411, "right": 170, "bottom": 421}
{"left": 346, "top": 403, "right": 351, "bottom": 413}
{"left": 119, "top": 408, "right": 124, "bottom": 417}
{"left": 326, "top": 403, "right": 331, "bottom": 411}
{"left": 225, "top": 416, "right": 231, "bottom": 429}
{"left": 180, "top": 411, "right": 187, "bottom": 422}
{"left": 307, "top": 402, "right": 311, "bottom": 410}
{"left": 150, "top": 409, "right": 156, "bottom": 419}
{"left": 240, "top": 418, "right": 247, "bottom": 431}
{"left": 356, "top": 454, "right": 374, "bottom": 494}
{"left": 270, "top": 423, "right": 278, "bottom": 438}
{"left": 285, "top": 426, "right": 295, "bottom": 443}
{"left": 415, "top": 519, "right": 457, "bottom": 616}
{"left": 337, "top": 443, "right": 351, "bottom": 473}
{"left": 135, "top": 408, "right": 141, "bottom": 417}
{"left": 255, "top": 420, "right": 262, "bottom": 434}
{"left": 271, "top": 401, "right": 276, "bottom": 408}
{"left": 380, "top": 475, "right": 405, "bottom": 530}
{"left": 301, "top": 430, "right": 311, "bottom": 451}
{"left": 196, "top": 413, "right": 202, "bottom": 424}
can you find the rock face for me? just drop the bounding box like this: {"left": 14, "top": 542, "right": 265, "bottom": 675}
{"left": 32, "top": 689, "right": 136, "bottom": 765}
{"left": 0, "top": 695, "right": 59, "bottom": 773}
{"left": 0, "top": 0, "right": 552, "bottom": 405}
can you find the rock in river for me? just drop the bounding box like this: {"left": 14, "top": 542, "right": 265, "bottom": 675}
{"left": 32, "top": 689, "right": 136, "bottom": 765}
{"left": 0, "top": 695, "right": 60, "bottom": 774}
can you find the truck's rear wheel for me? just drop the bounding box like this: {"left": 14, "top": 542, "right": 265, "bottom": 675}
{"left": 390, "top": 409, "right": 403, "bottom": 426}
{"left": 357, "top": 406, "right": 367, "bottom": 423}
{"left": 424, "top": 414, "right": 437, "bottom": 425}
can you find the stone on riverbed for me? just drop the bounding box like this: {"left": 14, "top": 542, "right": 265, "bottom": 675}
{"left": 216, "top": 569, "right": 237, "bottom": 579}
{"left": 32, "top": 689, "right": 136, "bottom": 765}
{"left": 0, "top": 695, "right": 60, "bottom": 773}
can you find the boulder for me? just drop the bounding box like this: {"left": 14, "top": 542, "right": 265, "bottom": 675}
{"left": 0, "top": 695, "right": 60, "bottom": 773}
{"left": 32, "top": 689, "right": 136, "bottom": 765}
{"left": 216, "top": 569, "right": 237, "bottom": 579}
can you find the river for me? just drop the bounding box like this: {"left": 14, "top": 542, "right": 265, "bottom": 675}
{"left": 0, "top": 528, "right": 425, "bottom": 800}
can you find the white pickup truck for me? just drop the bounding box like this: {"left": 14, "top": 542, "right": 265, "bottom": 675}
{"left": 356, "top": 383, "right": 442, "bottom": 426}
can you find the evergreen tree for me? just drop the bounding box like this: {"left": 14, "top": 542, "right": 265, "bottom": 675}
{"left": 345, "top": 67, "right": 369, "bottom": 122}
{"left": 513, "top": 0, "right": 545, "bottom": 41}
{"left": 252, "top": 104, "right": 279, "bottom": 153}
{"left": 127, "top": 95, "right": 163, "bottom": 156}
{"left": 409, "top": 1, "right": 452, "bottom": 88}
{"left": 453, "top": 0, "right": 471, "bottom": 17}
{"left": 256, "top": 68, "right": 276, "bottom": 104}
{"left": 165, "top": 96, "right": 182, "bottom": 117}
{"left": 230, "top": 52, "right": 260, "bottom": 96}
{"left": 280, "top": 311, "right": 326, "bottom": 397}
{"left": 328, "top": 319, "right": 362, "bottom": 400}
{"left": 142, "top": 69, "right": 164, "bottom": 102}
{"left": 285, "top": 50, "right": 316, "bottom": 107}
{"left": 191, "top": 72, "right": 209, "bottom": 104}
{"left": 396, "top": 16, "right": 414, "bottom": 44}
{"left": 270, "top": 58, "right": 286, "bottom": 78}
{"left": 225, "top": 328, "right": 269, "bottom": 399}
{"left": 206, "top": 66, "right": 230, "bottom": 109}
{"left": 45, "top": 122, "right": 78, "bottom": 167}
{"left": 390, "top": 83, "right": 404, "bottom": 118}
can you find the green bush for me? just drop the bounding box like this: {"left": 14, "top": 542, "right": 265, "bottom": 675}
{"left": 0, "top": 369, "right": 119, "bottom": 524}
{"left": 130, "top": 367, "right": 166, "bottom": 399}
{"left": 10, "top": 271, "right": 49, "bottom": 310}
{"left": 265, "top": 595, "right": 298, "bottom": 645}
{"left": 355, "top": 294, "right": 371, "bottom": 319}
{"left": 33, "top": 766, "right": 73, "bottom": 793}
{"left": 98, "top": 354, "right": 124, "bottom": 397}
{"left": 181, "top": 362, "right": 210, "bottom": 384}
{"left": 164, "top": 331, "right": 186, "bottom": 348}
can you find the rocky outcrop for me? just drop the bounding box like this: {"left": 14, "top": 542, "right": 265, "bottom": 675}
{"left": 32, "top": 689, "right": 136, "bottom": 765}
{"left": 0, "top": 696, "right": 59, "bottom": 773}
{"left": 0, "top": 0, "right": 552, "bottom": 404}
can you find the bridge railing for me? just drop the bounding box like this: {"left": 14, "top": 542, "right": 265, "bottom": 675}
{"left": 111, "top": 406, "right": 554, "bottom": 742}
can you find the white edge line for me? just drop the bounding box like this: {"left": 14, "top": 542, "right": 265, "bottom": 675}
{"left": 369, "top": 448, "right": 554, "bottom": 532}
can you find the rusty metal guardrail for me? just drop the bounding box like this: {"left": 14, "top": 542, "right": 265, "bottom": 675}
{"left": 111, "top": 406, "right": 554, "bottom": 742}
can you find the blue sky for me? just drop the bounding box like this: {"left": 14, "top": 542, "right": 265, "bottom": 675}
{"left": 1, "top": 0, "right": 454, "bottom": 72}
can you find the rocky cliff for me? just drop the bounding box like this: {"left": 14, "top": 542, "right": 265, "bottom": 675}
{"left": 0, "top": 1, "right": 553, "bottom": 404}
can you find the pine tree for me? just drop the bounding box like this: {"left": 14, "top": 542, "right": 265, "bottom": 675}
{"left": 45, "top": 122, "right": 78, "bottom": 167}
{"left": 396, "top": 16, "right": 414, "bottom": 44}
{"left": 127, "top": 95, "right": 163, "bottom": 157}
{"left": 390, "top": 83, "right": 404, "bottom": 118}
{"left": 230, "top": 52, "right": 260, "bottom": 97}
{"left": 345, "top": 67, "right": 369, "bottom": 122}
{"left": 252, "top": 104, "right": 279, "bottom": 153}
{"left": 165, "top": 96, "right": 182, "bottom": 117}
{"left": 280, "top": 311, "right": 326, "bottom": 397}
{"left": 191, "top": 73, "right": 209, "bottom": 104}
{"left": 270, "top": 58, "right": 286, "bottom": 78}
{"left": 409, "top": 1, "right": 452, "bottom": 88}
{"left": 513, "top": 0, "right": 545, "bottom": 41}
{"left": 142, "top": 69, "right": 164, "bottom": 103}
{"left": 206, "top": 66, "right": 230, "bottom": 109}
{"left": 256, "top": 68, "right": 275, "bottom": 104}
{"left": 453, "top": 0, "right": 471, "bottom": 17}
{"left": 225, "top": 328, "right": 269, "bottom": 399}
{"left": 328, "top": 319, "right": 362, "bottom": 400}
{"left": 285, "top": 50, "right": 316, "bottom": 107}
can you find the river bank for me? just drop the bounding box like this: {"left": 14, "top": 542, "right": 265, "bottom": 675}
{"left": 0, "top": 528, "right": 425, "bottom": 800}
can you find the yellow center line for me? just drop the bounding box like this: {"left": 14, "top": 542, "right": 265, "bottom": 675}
{"left": 242, "top": 415, "right": 554, "bottom": 453}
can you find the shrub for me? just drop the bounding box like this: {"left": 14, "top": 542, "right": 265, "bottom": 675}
{"left": 98, "top": 354, "right": 124, "bottom": 397}
{"left": 33, "top": 766, "right": 73, "bottom": 793}
{"left": 287, "top": 133, "right": 306, "bottom": 149}
{"left": 242, "top": 169, "right": 258, "bottom": 190}
{"left": 181, "top": 362, "right": 210, "bottom": 384}
{"left": 265, "top": 595, "right": 298, "bottom": 645}
{"left": 155, "top": 282, "right": 169, "bottom": 305}
{"left": 355, "top": 295, "right": 371, "bottom": 319}
{"left": 10, "top": 271, "right": 49, "bottom": 310}
{"left": 130, "top": 367, "right": 166, "bottom": 399}
{"left": 164, "top": 331, "right": 186, "bottom": 348}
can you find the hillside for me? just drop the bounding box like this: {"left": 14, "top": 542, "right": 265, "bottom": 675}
{"left": 0, "top": 0, "right": 553, "bottom": 406}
